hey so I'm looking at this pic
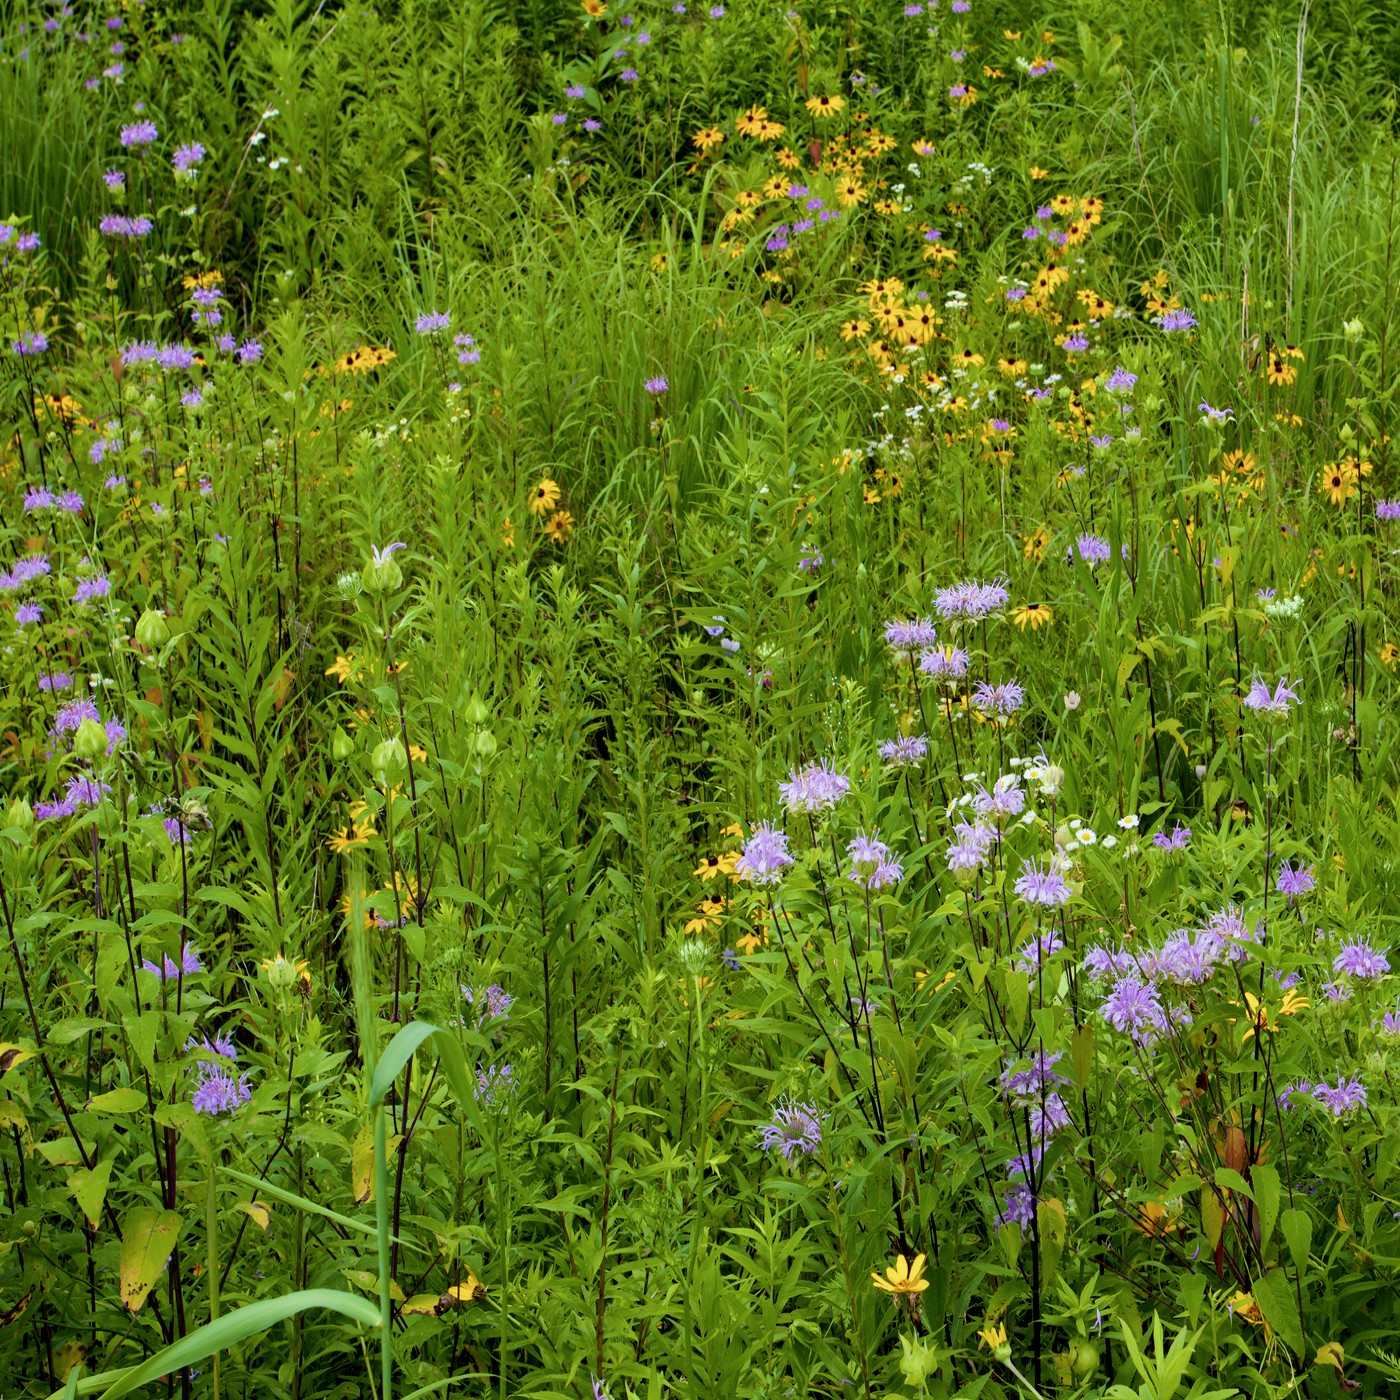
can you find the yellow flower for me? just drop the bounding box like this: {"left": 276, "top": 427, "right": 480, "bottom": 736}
{"left": 805, "top": 94, "right": 846, "bottom": 118}
{"left": 735, "top": 104, "right": 769, "bottom": 137}
{"left": 332, "top": 345, "right": 396, "bottom": 376}
{"left": 529, "top": 478, "right": 561, "bottom": 516}
{"left": 1380, "top": 642, "right": 1399, "bottom": 672}
{"left": 1028, "top": 165, "right": 1048, "bottom": 179}
{"left": 1319, "top": 465, "right": 1355, "bottom": 506}
{"left": 871, "top": 1253, "right": 929, "bottom": 1295}
{"left": 1079, "top": 194, "right": 1104, "bottom": 223}
{"left": 837, "top": 179, "right": 867, "bottom": 208}
{"left": 840, "top": 319, "right": 871, "bottom": 341}
{"left": 325, "top": 653, "right": 361, "bottom": 685}
{"left": 1229, "top": 1292, "right": 1266, "bottom": 1327}
{"left": 326, "top": 818, "right": 375, "bottom": 854}
{"left": 1050, "top": 193, "right": 1076, "bottom": 215}
{"left": 501, "top": 516, "right": 516, "bottom": 548}
{"left": 759, "top": 120, "right": 787, "bottom": 142}
{"left": 692, "top": 127, "right": 725, "bottom": 153}
{"left": 1011, "top": 602, "right": 1053, "bottom": 631}
{"left": 545, "top": 509, "right": 574, "bottom": 544}
{"left": 978, "top": 1321, "right": 1010, "bottom": 1358}
{"left": 1005, "top": 29, "right": 1022, "bottom": 39}
{"left": 694, "top": 852, "right": 739, "bottom": 881}
{"left": 1023, "top": 524, "right": 1051, "bottom": 560}
{"left": 1266, "top": 354, "right": 1296, "bottom": 386}
{"left": 181, "top": 269, "right": 223, "bottom": 290}
{"left": 581, "top": 0, "right": 606, "bottom": 13}
{"left": 911, "top": 139, "right": 936, "bottom": 156}
{"left": 684, "top": 893, "right": 727, "bottom": 934}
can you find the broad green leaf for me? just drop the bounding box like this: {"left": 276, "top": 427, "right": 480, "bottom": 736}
{"left": 68, "top": 1158, "right": 114, "bottom": 1227}
{"left": 1280, "top": 1207, "right": 1312, "bottom": 1280}
{"left": 1251, "top": 1270, "right": 1303, "bottom": 1356}
{"left": 84, "top": 1087, "right": 146, "bottom": 1115}
{"left": 1252, "top": 1165, "right": 1280, "bottom": 1256}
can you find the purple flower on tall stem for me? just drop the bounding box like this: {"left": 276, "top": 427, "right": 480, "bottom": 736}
{"left": 644, "top": 375, "right": 669, "bottom": 395}
{"left": 103, "top": 168, "right": 125, "bottom": 191}
{"left": 735, "top": 822, "right": 793, "bottom": 885}
{"left": 1156, "top": 308, "right": 1197, "bottom": 332}
{"left": 1311, "top": 1073, "right": 1366, "bottom": 1117}
{"left": 415, "top": 310, "right": 451, "bottom": 335}
{"left": 11, "top": 332, "right": 48, "bottom": 356}
{"left": 1075, "top": 533, "right": 1110, "bottom": 567}
{"left": 172, "top": 142, "right": 205, "bottom": 173}
{"left": 758, "top": 1096, "right": 822, "bottom": 1159}
{"left": 971, "top": 680, "right": 1024, "bottom": 721}
{"left": 189, "top": 1036, "right": 252, "bottom": 1116}
{"left": 1242, "top": 677, "right": 1299, "bottom": 718}
{"left": 1275, "top": 862, "right": 1315, "bottom": 900}
{"left": 1152, "top": 822, "right": 1191, "bottom": 852}
{"left": 1334, "top": 939, "right": 1389, "bottom": 981}
{"left": 1013, "top": 859, "right": 1071, "bottom": 908}
{"left": 779, "top": 760, "right": 850, "bottom": 814}
{"left": 120, "top": 119, "right": 158, "bottom": 146}
{"left": 143, "top": 944, "right": 204, "bottom": 978}
{"left": 846, "top": 831, "right": 903, "bottom": 890}
{"left": 879, "top": 734, "right": 927, "bottom": 769}
{"left": 883, "top": 617, "right": 937, "bottom": 656}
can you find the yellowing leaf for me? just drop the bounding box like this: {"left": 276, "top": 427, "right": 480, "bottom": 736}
{"left": 402, "top": 1293, "right": 447, "bottom": 1317}
{"left": 120, "top": 1207, "right": 183, "bottom": 1313}
{"left": 0, "top": 1043, "right": 33, "bottom": 1075}
{"left": 352, "top": 1123, "right": 401, "bottom": 1204}
{"left": 343, "top": 1269, "right": 405, "bottom": 1302}
{"left": 237, "top": 1200, "right": 271, "bottom": 1232}
{"left": 1315, "top": 1341, "right": 1345, "bottom": 1376}
{"left": 85, "top": 1086, "right": 147, "bottom": 1114}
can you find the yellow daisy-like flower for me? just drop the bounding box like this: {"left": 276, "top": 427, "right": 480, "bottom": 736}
{"left": 805, "top": 94, "right": 846, "bottom": 118}
{"left": 978, "top": 1321, "right": 1010, "bottom": 1356}
{"left": 1023, "top": 524, "right": 1051, "bottom": 560}
{"left": 683, "top": 893, "right": 727, "bottom": 934}
{"left": 326, "top": 818, "right": 376, "bottom": 854}
{"left": 773, "top": 145, "right": 800, "bottom": 167}
{"left": 840, "top": 319, "right": 871, "bottom": 341}
{"left": 1380, "top": 642, "right": 1400, "bottom": 672}
{"left": 1050, "top": 193, "right": 1076, "bottom": 216}
{"left": 181, "top": 269, "right": 223, "bottom": 290}
{"left": 500, "top": 516, "right": 516, "bottom": 548}
{"left": 1079, "top": 194, "right": 1104, "bottom": 222}
{"left": 871, "top": 1253, "right": 929, "bottom": 1295}
{"left": 735, "top": 104, "right": 769, "bottom": 137}
{"left": 1005, "top": 28, "right": 1023, "bottom": 39}
{"left": 1319, "top": 465, "right": 1354, "bottom": 506}
{"left": 324, "top": 653, "right": 361, "bottom": 685}
{"left": 837, "top": 179, "right": 867, "bottom": 208}
{"left": 1266, "top": 354, "right": 1296, "bottom": 386}
{"left": 911, "top": 139, "right": 936, "bottom": 156}
{"left": 692, "top": 127, "right": 725, "bottom": 153}
{"left": 545, "top": 509, "right": 574, "bottom": 544}
{"left": 763, "top": 174, "right": 792, "bottom": 199}
{"left": 581, "top": 0, "right": 606, "bottom": 13}
{"left": 529, "top": 478, "right": 562, "bottom": 516}
{"left": 1011, "top": 602, "right": 1053, "bottom": 630}
{"left": 332, "top": 345, "right": 397, "bottom": 376}
{"left": 757, "top": 119, "right": 787, "bottom": 141}
{"left": 693, "top": 852, "right": 738, "bottom": 881}
{"left": 1029, "top": 164, "right": 1048, "bottom": 179}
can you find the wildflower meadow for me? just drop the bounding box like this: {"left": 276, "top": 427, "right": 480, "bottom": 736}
{"left": 5, "top": 0, "right": 1400, "bottom": 1395}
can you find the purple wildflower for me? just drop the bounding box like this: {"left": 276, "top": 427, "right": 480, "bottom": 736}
{"left": 1076, "top": 533, "right": 1111, "bottom": 567}
{"left": 779, "top": 760, "right": 850, "bottom": 814}
{"left": 879, "top": 734, "right": 927, "bottom": 769}
{"left": 1156, "top": 308, "right": 1197, "bottom": 332}
{"left": 1275, "top": 862, "right": 1315, "bottom": 900}
{"left": 735, "top": 822, "right": 793, "bottom": 886}
{"left": 1242, "top": 677, "right": 1299, "bottom": 718}
{"left": 172, "top": 142, "right": 205, "bottom": 173}
{"left": 120, "top": 119, "right": 158, "bottom": 146}
{"left": 143, "top": 944, "right": 204, "bottom": 979}
{"left": 1334, "top": 939, "right": 1389, "bottom": 981}
{"left": 971, "top": 680, "right": 1025, "bottom": 720}
{"left": 1013, "top": 859, "right": 1071, "bottom": 908}
{"left": 759, "top": 1096, "right": 822, "bottom": 1159}
{"left": 415, "top": 310, "right": 451, "bottom": 335}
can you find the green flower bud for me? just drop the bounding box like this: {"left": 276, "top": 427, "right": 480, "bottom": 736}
{"left": 899, "top": 1332, "right": 940, "bottom": 1385}
{"left": 361, "top": 542, "right": 405, "bottom": 594}
{"left": 7, "top": 797, "right": 33, "bottom": 832}
{"left": 135, "top": 608, "right": 171, "bottom": 650}
{"left": 471, "top": 729, "right": 498, "bottom": 758}
{"left": 372, "top": 736, "right": 407, "bottom": 787}
{"left": 73, "top": 717, "right": 109, "bottom": 761}
{"left": 331, "top": 726, "right": 354, "bottom": 761}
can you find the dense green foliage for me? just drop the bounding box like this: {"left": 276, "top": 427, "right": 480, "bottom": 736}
{"left": 3, "top": 0, "right": 1400, "bottom": 1396}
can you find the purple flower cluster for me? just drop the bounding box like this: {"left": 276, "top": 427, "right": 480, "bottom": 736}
{"left": 143, "top": 944, "right": 204, "bottom": 979}
{"left": 735, "top": 822, "right": 793, "bottom": 886}
{"left": 758, "top": 1096, "right": 822, "bottom": 1159}
{"left": 971, "top": 679, "right": 1024, "bottom": 721}
{"left": 883, "top": 617, "right": 937, "bottom": 656}
{"left": 934, "top": 578, "right": 1009, "bottom": 621}
{"left": 779, "top": 760, "right": 850, "bottom": 815}
{"left": 845, "top": 831, "right": 903, "bottom": 891}
{"left": 189, "top": 1035, "right": 252, "bottom": 1116}
{"left": 879, "top": 734, "right": 927, "bottom": 769}
{"left": 1013, "top": 859, "right": 1071, "bottom": 908}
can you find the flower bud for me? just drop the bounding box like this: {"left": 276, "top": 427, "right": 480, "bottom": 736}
{"left": 331, "top": 726, "right": 354, "bottom": 760}
{"left": 1344, "top": 318, "right": 1365, "bottom": 343}
{"left": 372, "top": 736, "right": 407, "bottom": 787}
{"left": 73, "top": 717, "right": 109, "bottom": 760}
{"left": 135, "top": 607, "right": 170, "bottom": 650}
{"left": 361, "top": 542, "right": 405, "bottom": 594}
{"left": 472, "top": 729, "right": 498, "bottom": 758}
{"left": 263, "top": 953, "right": 299, "bottom": 992}
{"left": 7, "top": 797, "right": 33, "bottom": 832}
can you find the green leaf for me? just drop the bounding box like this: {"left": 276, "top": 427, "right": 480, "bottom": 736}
{"left": 1070, "top": 1022, "right": 1094, "bottom": 1087}
{"left": 68, "top": 1158, "right": 114, "bottom": 1228}
{"left": 1251, "top": 1270, "right": 1303, "bottom": 1356}
{"left": 119, "top": 1207, "right": 183, "bottom": 1313}
{"left": 47, "top": 1289, "right": 382, "bottom": 1399}
{"left": 84, "top": 1087, "right": 146, "bottom": 1115}
{"left": 1280, "top": 1207, "right": 1312, "bottom": 1280}
{"left": 1252, "top": 1165, "right": 1280, "bottom": 1256}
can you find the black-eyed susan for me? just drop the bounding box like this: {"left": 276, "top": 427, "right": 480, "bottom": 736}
{"left": 500, "top": 516, "right": 515, "bottom": 548}
{"left": 1050, "top": 193, "right": 1076, "bottom": 216}
{"left": 998, "top": 357, "right": 1028, "bottom": 377}
{"left": 837, "top": 178, "right": 867, "bottom": 208}
{"left": 805, "top": 93, "right": 846, "bottom": 118}
{"left": 545, "top": 509, "right": 574, "bottom": 544}
{"left": 1380, "top": 642, "right": 1399, "bottom": 671}
{"left": 1011, "top": 602, "right": 1054, "bottom": 630}
{"left": 955, "top": 348, "right": 985, "bottom": 368}
{"left": 333, "top": 345, "right": 397, "bottom": 376}
{"left": 757, "top": 119, "right": 786, "bottom": 141}
{"left": 912, "top": 139, "right": 936, "bottom": 156}
{"left": 762, "top": 174, "right": 791, "bottom": 199}
{"left": 1319, "top": 464, "right": 1355, "bottom": 506}
{"left": 693, "top": 852, "right": 738, "bottom": 881}
{"left": 1022, "top": 523, "right": 1051, "bottom": 560}
{"left": 692, "top": 127, "right": 724, "bottom": 153}
{"left": 1005, "top": 28, "right": 1022, "bottom": 39}
{"left": 324, "top": 653, "right": 361, "bottom": 685}
{"left": 1079, "top": 194, "right": 1104, "bottom": 223}
{"left": 581, "top": 0, "right": 606, "bottom": 13}
{"left": 871, "top": 1253, "right": 930, "bottom": 1297}
{"left": 1266, "top": 354, "right": 1296, "bottom": 386}
{"left": 529, "top": 478, "right": 561, "bottom": 516}
{"left": 735, "top": 105, "right": 769, "bottom": 137}
{"left": 327, "top": 817, "right": 375, "bottom": 853}
{"left": 840, "top": 319, "right": 871, "bottom": 341}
